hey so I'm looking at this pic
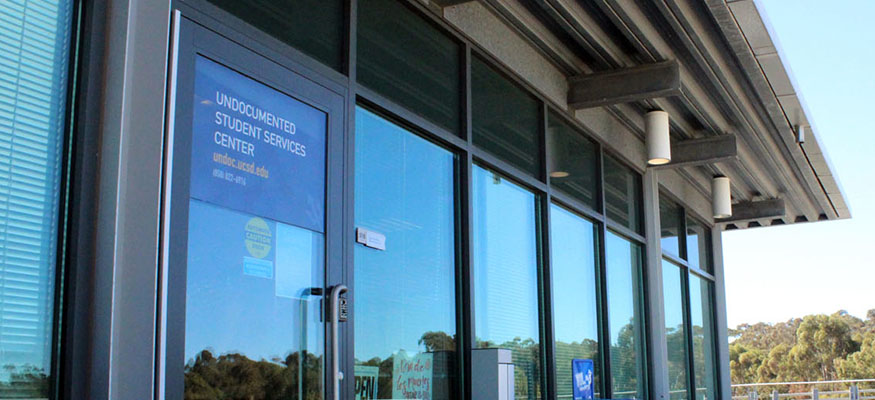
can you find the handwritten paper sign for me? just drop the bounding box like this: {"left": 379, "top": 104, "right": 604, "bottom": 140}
{"left": 392, "top": 351, "right": 433, "bottom": 400}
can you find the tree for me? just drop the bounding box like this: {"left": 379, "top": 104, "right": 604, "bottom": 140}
{"left": 787, "top": 313, "right": 859, "bottom": 382}
{"left": 729, "top": 343, "right": 765, "bottom": 386}
{"left": 837, "top": 331, "right": 875, "bottom": 384}
{"left": 730, "top": 319, "right": 800, "bottom": 352}
{"left": 757, "top": 343, "right": 795, "bottom": 383}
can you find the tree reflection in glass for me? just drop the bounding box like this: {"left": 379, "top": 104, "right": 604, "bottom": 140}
{"left": 606, "top": 232, "right": 646, "bottom": 399}
{"left": 184, "top": 199, "right": 325, "bottom": 399}
{"left": 550, "top": 204, "right": 602, "bottom": 398}
{"left": 663, "top": 260, "right": 689, "bottom": 400}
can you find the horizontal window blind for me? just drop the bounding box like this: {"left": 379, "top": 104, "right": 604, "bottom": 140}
{"left": 0, "top": 0, "right": 73, "bottom": 397}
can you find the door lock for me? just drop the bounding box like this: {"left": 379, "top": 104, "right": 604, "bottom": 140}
{"left": 329, "top": 285, "right": 348, "bottom": 400}
{"left": 338, "top": 297, "right": 348, "bottom": 322}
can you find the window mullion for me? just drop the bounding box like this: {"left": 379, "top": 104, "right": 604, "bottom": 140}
{"left": 597, "top": 146, "right": 613, "bottom": 399}
{"left": 683, "top": 265, "right": 697, "bottom": 400}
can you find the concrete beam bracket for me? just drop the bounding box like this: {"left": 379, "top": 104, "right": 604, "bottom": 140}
{"left": 652, "top": 134, "right": 738, "bottom": 169}
{"left": 716, "top": 198, "right": 786, "bottom": 223}
{"left": 567, "top": 60, "right": 681, "bottom": 109}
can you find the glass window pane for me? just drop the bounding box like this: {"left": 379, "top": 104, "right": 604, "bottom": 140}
{"left": 184, "top": 201, "right": 325, "bottom": 397}
{"left": 550, "top": 204, "right": 602, "bottom": 399}
{"left": 0, "top": 0, "right": 74, "bottom": 396}
{"left": 472, "top": 56, "right": 541, "bottom": 177}
{"left": 690, "top": 276, "right": 717, "bottom": 400}
{"left": 604, "top": 156, "right": 642, "bottom": 234}
{"left": 207, "top": 0, "right": 344, "bottom": 71}
{"left": 473, "top": 165, "right": 542, "bottom": 400}
{"left": 606, "top": 231, "right": 646, "bottom": 400}
{"left": 663, "top": 261, "right": 690, "bottom": 400}
{"left": 548, "top": 111, "right": 599, "bottom": 210}
{"left": 660, "top": 196, "right": 682, "bottom": 258}
{"left": 354, "top": 108, "right": 457, "bottom": 399}
{"left": 686, "top": 219, "right": 712, "bottom": 272}
{"left": 358, "top": 0, "right": 462, "bottom": 134}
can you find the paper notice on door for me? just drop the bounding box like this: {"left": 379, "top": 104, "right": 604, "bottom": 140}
{"left": 275, "top": 222, "right": 314, "bottom": 299}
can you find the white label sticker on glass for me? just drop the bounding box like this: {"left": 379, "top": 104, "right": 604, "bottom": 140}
{"left": 356, "top": 227, "right": 386, "bottom": 251}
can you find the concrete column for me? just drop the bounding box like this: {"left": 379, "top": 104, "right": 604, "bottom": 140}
{"left": 92, "top": 0, "right": 171, "bottom": 398}
{"left": 712, "top": 228, "right": 732, "bottom": 400}
{"left": 642, "top": 169, "right": 669, "bottom": 400}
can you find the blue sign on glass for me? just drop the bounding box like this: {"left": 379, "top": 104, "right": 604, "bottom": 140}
{"left": 572, "top": 359, "right": 594, "bottom": 400}
{"left": 190, "top": 56, "right": 326, "bottom": 232}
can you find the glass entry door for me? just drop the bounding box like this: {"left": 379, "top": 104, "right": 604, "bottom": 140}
{"left": 162, "top": 17, "right": 346, "bottom": 400}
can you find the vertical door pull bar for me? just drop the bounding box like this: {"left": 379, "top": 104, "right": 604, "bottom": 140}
{"left": 329, "top": 284, "right": 348, "bottom": 400}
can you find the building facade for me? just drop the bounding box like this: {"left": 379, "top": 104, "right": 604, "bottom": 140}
{"left": 0, "top": 0, "right": 848, "bottom": 399}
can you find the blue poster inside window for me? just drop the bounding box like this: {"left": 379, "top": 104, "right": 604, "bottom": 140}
{"left": 189, "top": 55, "right": 326, "bottom": 232}
{"left": 572, "top": 358, "right": 594, "bottom": 400}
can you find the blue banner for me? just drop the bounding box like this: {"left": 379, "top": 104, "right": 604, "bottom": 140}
{"left": 572, "top": 359, "right": 594, "bottom": 400}
{"left": 189, "top": 56, "right": 326, "bottom": 232}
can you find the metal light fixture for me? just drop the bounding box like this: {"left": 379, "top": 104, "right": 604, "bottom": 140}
{"left": 712, "top": 176, "right": 732, "bottom": 219}
{"left": 795, "top": 124, "right": 806, "bottom": 144}
{"left": 547, "top": 127, "right": 570, "bottom": 178}
{"left": 645, "top": 110, "right": 671, "bottom": 165}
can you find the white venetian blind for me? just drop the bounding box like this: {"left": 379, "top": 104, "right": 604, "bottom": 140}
{"left": 0, "top": 0, "right": 73, "bottom": 396}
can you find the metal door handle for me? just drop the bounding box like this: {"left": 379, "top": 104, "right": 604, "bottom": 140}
{"left": 329, "top": 284, "right": 347, "bottom": 400}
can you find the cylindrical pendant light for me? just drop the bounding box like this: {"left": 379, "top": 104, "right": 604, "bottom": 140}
{"left": 546, "top": 127, "right": 569, "bottom": 178}
{"left": 645, "top": 110, "right": 671, "bottom": 165}
{"left": 712, "top": 176, "right": 732, "bottom": 218}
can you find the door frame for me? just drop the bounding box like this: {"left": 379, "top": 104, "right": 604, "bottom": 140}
{"left": 156, "top": 13, "right": 350, "bottom": 399}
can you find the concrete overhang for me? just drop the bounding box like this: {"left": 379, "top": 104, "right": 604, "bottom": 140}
{"left": 718, "top": 0, "right": 850, "bottom": 225}
{"left": 434, "top": 0, "right": 849, "bottom": 229}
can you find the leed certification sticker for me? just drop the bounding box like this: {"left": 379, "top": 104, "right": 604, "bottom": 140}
{"left": 244, "top": 217, "right": 272, "bottom": 258}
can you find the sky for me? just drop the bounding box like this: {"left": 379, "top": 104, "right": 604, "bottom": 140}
{"left": 722, "top": 0, "right": 875, "bottom": 328}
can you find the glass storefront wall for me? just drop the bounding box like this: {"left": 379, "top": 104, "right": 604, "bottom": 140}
{"left": 168, "top": 0, "right": 732, "bottom": 392}
{"left": 186, "top": 5, "right": 700, "bottom": 398}
{"left": 659, "top": 195, "right": 719, "bottom": 400}
{"left": 12, "top": 0, "right": 729, "bottom": 397}
{"left": 0, "top": 0, "right": 75, "bottom": 397}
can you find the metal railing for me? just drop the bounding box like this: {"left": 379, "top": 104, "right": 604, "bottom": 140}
{"left": 732, "top": 379, "right": 875, "bottom": 400}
